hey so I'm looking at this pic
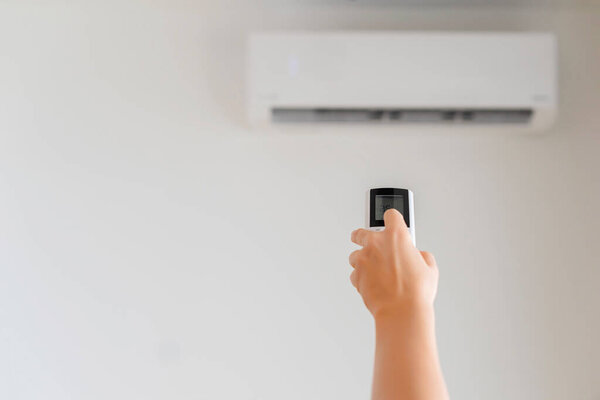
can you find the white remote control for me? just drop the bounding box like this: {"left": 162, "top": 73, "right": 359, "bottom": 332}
{"left": 366, "top": 188, "right": 416, "bottom": 246}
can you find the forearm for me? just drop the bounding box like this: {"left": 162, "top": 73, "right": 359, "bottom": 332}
{"left": 372, "top": 305, "right": 448, "bottom": 400}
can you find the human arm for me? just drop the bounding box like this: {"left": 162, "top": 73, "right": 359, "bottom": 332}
{"left": 349, "top": 209, "right": 449, "bottom": 400}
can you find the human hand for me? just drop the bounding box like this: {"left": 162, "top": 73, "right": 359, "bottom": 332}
{"left": 349, "top": 209, "right": 439, "bottom": 319}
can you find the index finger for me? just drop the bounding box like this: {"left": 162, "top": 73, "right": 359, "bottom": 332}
{"left": 351, "top": 228, "right": 372, "bottom": 247}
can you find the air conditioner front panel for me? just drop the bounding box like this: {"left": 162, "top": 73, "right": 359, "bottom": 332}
{"left": 247, "top": 32, "right": 557, "bottom": 130}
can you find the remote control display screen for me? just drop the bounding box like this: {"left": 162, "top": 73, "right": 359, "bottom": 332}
{"left": 375, "top": 195, "right": 404, "bottom": 220}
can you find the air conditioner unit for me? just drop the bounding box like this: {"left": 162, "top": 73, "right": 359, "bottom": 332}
{"left": 246, "top": 32, "right": 557, "bottom": 132}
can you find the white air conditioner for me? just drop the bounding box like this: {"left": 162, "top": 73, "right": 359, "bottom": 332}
{"left": 246, "top": 32, "right": 557, "bottom": 132}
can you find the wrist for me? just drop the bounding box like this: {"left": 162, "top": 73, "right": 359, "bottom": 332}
{"left": 373, "top": 301, "right": 435, "bottom": 327}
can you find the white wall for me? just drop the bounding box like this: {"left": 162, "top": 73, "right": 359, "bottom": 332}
{"left": 1, "top": 1, "right": 599, "bottom": 399}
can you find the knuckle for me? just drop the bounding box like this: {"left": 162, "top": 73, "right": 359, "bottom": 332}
{"left": 361, "top": 246, "right": 373, "bottom": 259}
{"left": 386, "top": 225, "right": 404, "bottom": 236}
{"left": 354, "top": 253, "right": 365, "bottom": 265}
{"left": 396, "top": 229, "right": 412, "bottom": 243}
{"left": 369, "top": 234, "right": 382, "bottom": 247}
{"left": 359, "top": 233, "right": 368, "bottom": 246}
{"left": 349, "top": 250, "right": 363, "bottom": 266}
{"left": 350, "top": 269, "right": 361, "bottom": 289}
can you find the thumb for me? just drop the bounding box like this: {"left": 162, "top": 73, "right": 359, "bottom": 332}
{"left": 383, "top": 208, "right": 408, "bottom": 230}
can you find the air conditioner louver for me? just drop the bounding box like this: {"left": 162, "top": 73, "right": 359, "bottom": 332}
{"left": 271, "top": 108, "right": 533, "bottom": 124}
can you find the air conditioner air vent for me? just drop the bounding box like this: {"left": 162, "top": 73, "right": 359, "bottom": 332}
{"left": 271, "top": 108, "right": 533, "bottom": 124}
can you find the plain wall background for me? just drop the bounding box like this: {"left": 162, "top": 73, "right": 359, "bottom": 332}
{"left": 1, "top": 1, "right": 599, "bottom": 399}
